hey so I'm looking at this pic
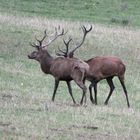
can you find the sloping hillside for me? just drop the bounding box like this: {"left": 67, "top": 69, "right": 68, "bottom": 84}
{"left": 0, "top": 0, "right": 140, "bottom": 26}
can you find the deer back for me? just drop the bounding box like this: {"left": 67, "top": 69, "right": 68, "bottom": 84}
{"left": 50, "top": 57, "right": 89, "bottom": 80}
{"left": 86, "top": 56, "right": 125, "bottom": 79}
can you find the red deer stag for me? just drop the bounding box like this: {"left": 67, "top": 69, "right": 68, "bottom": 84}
{"left": 28, "top": 27, "right": 89, "bottom": 105}
{"left": 57, "top": 26, "right": 130, "bottom": 108}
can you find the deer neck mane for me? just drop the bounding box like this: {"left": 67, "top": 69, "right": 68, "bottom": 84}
{"left": 40, "top": 52, "right": 54, "bottom": 74}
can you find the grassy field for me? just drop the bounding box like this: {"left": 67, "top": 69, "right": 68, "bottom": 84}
{"left": 0, "top": 0, "right": 140, "bottom": 27}
{"left": 0, "top": 1, "right": 140, "bottom": 140}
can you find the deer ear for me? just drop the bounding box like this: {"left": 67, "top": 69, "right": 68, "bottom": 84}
{"left": 68, "top": 52, "right": 74, "bottom": 58}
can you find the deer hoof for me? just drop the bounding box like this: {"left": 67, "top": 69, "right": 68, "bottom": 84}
{"left": 73, "top": 103, "right": 80, "bottom": 107}
{"left": 104, "top": 102, "right": 108, "bottom": 105}
{"left": 83, "top": 103, "right": 87, "bottom": 107}
{"left": 91, "top": 100, "right": 95, "bottom": 104}
{"left": 80, "top": 101, "right": 83, "bottom": 105}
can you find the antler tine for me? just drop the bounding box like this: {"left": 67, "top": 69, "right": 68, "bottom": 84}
{"left": 34, "top": 36, "right": 41, "bottom": 46}
{"left": 54, "top": 27, "right": 64, "bottom": 37}
{"left": 56, "top": 52, "right": 65, "bottom": 57}
{"left": 63, "top": 39, "right": 68, "bottom": 53}
{"left": 57, "top": 27, "right": 66, "bottom": 36}
{"left": 55, "top": 46, "right": 67, "bottom": 57}
{"left": 35, "top": 29, "right": 48, "bottom": 46}
{"left": 56, "top": 37, "right": 72, "bottom": 57}
{"left": 58, "top": 46, "right": 66, "bottom": 54}
{"left": 29, "top": 42, "right": 36, "bottom": 47}
{"left": 82, "top": 25, "right": 92, "bottom": 34}
{"left": 41, "top": 29, "right": 48, "bottom": 41}
{"left": 54, "top": 27, "right": 58, "bottom": 36}
{"left": 63, "top": 37, "right": 72, "bottom": 50}
{"left": 66, "top": 37, "right": 72, "bottom": 45}
{"left": 55, "top": 48, "right": 65, "bottom": 57}
{"left": 29, "top": 30, "right": 48, "bottom": 50}
{"left": 29, "top": 42, "right": 40, "bottom": 50}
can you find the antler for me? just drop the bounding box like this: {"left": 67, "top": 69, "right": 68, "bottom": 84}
{"left": 68, "top": 25, "right": 92, "bottom": 56}
{"left": 43, "top": 26, "right": 66, "bottom": 48}
{"left": 30, "top": 26, "right": 66, "bottom": 50}
{"left": 35, "top": 30, "right": 48, "bottom": 46}
{"left": 29, "top": 30, "right": 48, "bottom": 50}
{"left": 56, "top": 37, "right": 72, "bottom": 57}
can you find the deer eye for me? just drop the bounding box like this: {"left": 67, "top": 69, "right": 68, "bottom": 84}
{"left": 29, "top": 51, "right": 38, "bottom": 58}
{"left": 33, "top": 51, "right": 37, "bottom": 55}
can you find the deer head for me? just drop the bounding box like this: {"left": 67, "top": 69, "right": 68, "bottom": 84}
{"left": 28, "top": 27, "right": 65, "bottom": 62}
{"left": 56, "top": 25, "right": 92, "bottom": 58}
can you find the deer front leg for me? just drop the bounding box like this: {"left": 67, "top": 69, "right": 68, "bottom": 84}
{"left": 52, "top": 78, "right": 60, "bottom": 102}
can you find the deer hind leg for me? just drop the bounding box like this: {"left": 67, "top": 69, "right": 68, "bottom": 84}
{"left": 118, "top": 75, "right": 130, "bottom": 108}
{"left": 89, "top": 80, "right": 98, "bottom": 104}
{"left": 71, "top": 67, "right": 87, "bottom": 105}
{"left": 89, "top": 84, "right": 94, "bottom": 104}
{"left": 66, "top": 81, "right": 76, "bottom": 104}
{"left": 104, "top": 76, "right": 115, "bottom": 105}
{"left": 76, "top": 81, "right": 87, "bottom": 105}
{"left": 52, "top": 78, "right": 59, "bottom": 102}
{"left": 82, "top": 78, "right": 87, "bottom": 104}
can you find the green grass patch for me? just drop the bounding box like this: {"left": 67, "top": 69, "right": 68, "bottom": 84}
{"left": 0, "top": 0, "right": 140, "bottom": 27}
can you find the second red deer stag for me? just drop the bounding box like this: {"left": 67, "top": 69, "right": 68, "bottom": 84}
{"left": 28, "top": 27, "right": 89, "bottom": 105}
{"left": 57, "top": 26, "right": 130, "bottom": 108}
{"left": 85, "top": 56, "right": 130, "bottom": 108}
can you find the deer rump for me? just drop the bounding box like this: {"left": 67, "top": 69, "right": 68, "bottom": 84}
{"left": 50, "top": 57, "right": 89, "bottom": 81}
